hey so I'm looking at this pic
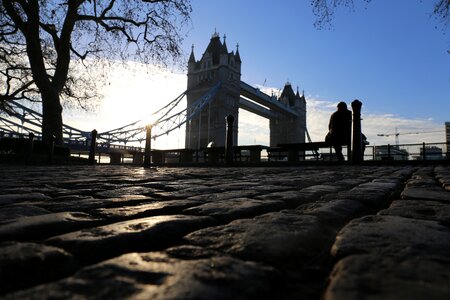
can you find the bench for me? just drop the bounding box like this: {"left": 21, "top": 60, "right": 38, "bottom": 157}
{"left": 203, "top": 145, "right": 268, "bottom": 163}
{"left": 234, "top": 145, "right": 268, "bottom": 162}
{"left": 268, "top": 142, "right": 335, "bottom": 161}
{"left": 150, "top": 149, "right": 196, "bottom": 164}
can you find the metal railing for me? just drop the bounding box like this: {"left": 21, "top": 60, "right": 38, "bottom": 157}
{"left": 364, "top": 142, "right": 448, "bottom": 161}
{"left": 77, "top": 141, "right": 449, "bottom": 165}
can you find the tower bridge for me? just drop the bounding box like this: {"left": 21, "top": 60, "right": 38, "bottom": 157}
{"left": 186, "top": 32, "right": 307, "bottom": 149}
{"left": 1, "top": 32, "right": 309, "bottom": 154}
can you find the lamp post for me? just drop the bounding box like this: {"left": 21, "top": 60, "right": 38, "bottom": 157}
{"left": 144, "top": 125, "right": 152, "bottom": 168}
{"left": 351, "top": 100, "right": 362, "bottom": 164}
{"left": 88, "top": 129, "right": 97, "bottom": 165}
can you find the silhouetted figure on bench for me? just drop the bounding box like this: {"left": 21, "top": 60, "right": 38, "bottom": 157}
{"left": 326, "top": 102, "right": 352, "bottom": 161}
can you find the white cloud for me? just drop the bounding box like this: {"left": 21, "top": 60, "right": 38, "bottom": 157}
{"left": 306, "top": 96, "right": 445, "bottom": 146}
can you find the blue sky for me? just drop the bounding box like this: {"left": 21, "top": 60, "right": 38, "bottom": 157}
{"left": 185, "top": 0, "right": 448, "bottom": 121}
{"left": 66, "top": 0, "right": 449, "bottom": 148}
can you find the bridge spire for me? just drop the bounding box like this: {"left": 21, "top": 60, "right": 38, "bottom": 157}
{"left": 235, "top": 43, "right": 241, "bottom": 63}
{"left": 188, "top": 44, "right": 195, "bottom": 63}
{"left": 221, "top": 34, "right": 228, "bottom": 54}
{"left": 212, "top": 29, "right": 219, "bottom": 38}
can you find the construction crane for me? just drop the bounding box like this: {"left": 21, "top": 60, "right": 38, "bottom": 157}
{"left": 377, "top": 128, "right": 443, "bottom": 145}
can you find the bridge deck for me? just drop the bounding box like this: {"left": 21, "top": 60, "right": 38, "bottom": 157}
{"left": 240, "top": 81, "right": 299, "bottom": 117}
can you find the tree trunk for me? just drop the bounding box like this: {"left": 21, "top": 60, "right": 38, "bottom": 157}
{"left": 41, "top": 89, "right": 64, "bottom": 146}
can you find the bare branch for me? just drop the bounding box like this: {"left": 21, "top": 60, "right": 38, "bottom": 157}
{"left": 1, "top": 0, "right": 192, "bottom": 141}
{"left": 433, "top": 0, "right": 450, "bottom": 27}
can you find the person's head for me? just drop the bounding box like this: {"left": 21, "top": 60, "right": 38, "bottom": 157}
{"left": 337, "top": 102, "right": 347, "bottom": 111}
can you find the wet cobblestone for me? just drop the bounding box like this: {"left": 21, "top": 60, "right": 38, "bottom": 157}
{"left": 0, "top": 164, "right": 449, "bottom": 299}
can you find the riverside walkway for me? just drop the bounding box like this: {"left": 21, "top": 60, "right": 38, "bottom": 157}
{"left": 0, "top": 164, "right": 449, "bottom": 299}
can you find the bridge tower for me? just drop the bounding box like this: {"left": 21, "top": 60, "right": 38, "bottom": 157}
{"left": 185, "top": 32, "right": 241, "bottom": 149}
{"left": 270, "top": 83, "right": 306, "bottom": 146}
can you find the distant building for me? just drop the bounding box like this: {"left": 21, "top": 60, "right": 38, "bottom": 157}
{"left": 374, "top": 145, "right": 409, "bottom": 160}
{"left": 419, "top": 146, "right": 443, "bottom": 160}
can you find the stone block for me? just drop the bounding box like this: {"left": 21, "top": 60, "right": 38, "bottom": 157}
{"left": 92, "top": 199, "right": 202, "bottom": 221}
{"left": 297, "top": 199, "right": 364, "bottom": 226}
{"left": 401, "top": 186, "right": 450, "bottom": 203}
{"left": 0, "top": 242, "right": 77, "bottom": 294}
{"left": 331, "top": 215, "right": 450, "bottom": 259}
{"left": 47, "top": 215, "right": 214, "bottom": 262}
{"left": 325, "top": 254, "right": 450, "bottom": 300}
{"left": 185, "top": 211, "right": 333, "bottom": 265}
{"left": 3, "top": 250, "right": 280, "bottom": 300}
{"left": 322, "top": 180, "right": 401, "bottom": 209}
{"left": 0, "top": 212, "right": 102, "bottom": 241}
{"left": 0, "top": 205, "right": 51, "bottom": 221}
{"left": 0, "top": 193, "right": 51, "bottom": 206}
{"left": 183, "top": 198, "right": 285, "bottom": 222}
{"left": 379, "top": 199, "right": 450, "bottom": 225}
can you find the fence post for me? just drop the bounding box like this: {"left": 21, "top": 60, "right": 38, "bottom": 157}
{"left": 144, "top": 125, "right": 152, "bottom": 168}
{"left": 422, "top": 142, "right": 426, "bottom": 160}
{"left": 225, "top": 115, "right": 235, "bottom": 166}
{"left": 88, "top": 129, "right": 97, "bottom": 165}
{"left": 387, "top": 144, "right": 391, "bottom": 161}
{"left": 351, "top": 99, "right": 363, "bottom": 164}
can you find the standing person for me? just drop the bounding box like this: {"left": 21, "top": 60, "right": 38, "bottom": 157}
{"left": 326, "top": 102, "right": 352, "bottom": 161}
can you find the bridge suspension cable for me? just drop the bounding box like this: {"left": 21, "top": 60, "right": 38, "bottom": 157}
{"left": 0, "top": 81, "right": 222, "bottom": 147}
{"left": 96, "top": 81, "right": 222, "bottom": 144}
{"left": 0, "top": 100, "right": 91, "bottom": 141}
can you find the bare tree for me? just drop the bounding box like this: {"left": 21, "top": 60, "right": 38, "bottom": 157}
{"left": 0, "top": 0, "right": 191, "bottom": 145}
{"left": 433, "top": 0, "right": 450, "bottom": 27}
{"left": 311, "top": 0, "right": 450, "bottom": 29}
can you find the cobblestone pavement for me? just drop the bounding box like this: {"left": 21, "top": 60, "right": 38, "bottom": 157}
{"left": 0, "top": 164, "right": 449, "bottom": 299}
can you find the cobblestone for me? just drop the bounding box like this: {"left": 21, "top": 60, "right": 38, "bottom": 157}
{"left": 0, "top": 164, "right": 449, "bottom": 299}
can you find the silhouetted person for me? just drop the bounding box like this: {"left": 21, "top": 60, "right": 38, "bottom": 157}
{"left": 362, "top": 133, "right": 369, "bottom": 159}
{"left": 327, "top": 102, "right": 352, "bottom": 161}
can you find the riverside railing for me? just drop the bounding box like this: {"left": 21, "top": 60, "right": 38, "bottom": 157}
{"left": 3, "top": 134, "right": 446, "bottom": 165}
{"left": 80, "top": 141, "right": 448, "bottom": 165}
{"left": 367, "top": 142, "right": 448, "bottom": 161}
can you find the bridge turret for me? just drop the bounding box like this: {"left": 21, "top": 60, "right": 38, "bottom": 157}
{"left": 185, "top": 33, "right": 242, "bottom": 149}
{"left": 270, "top": 82, "right": 307, "bottom": 146}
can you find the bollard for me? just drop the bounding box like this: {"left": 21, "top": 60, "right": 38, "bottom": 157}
{"left": 351, "top": 99, "right": 363, "bottom": 164}
{"left": 225, "top": 114, "right": 235, "bottom": 166}
{"left": 88, "top": 129, "right": 97, "bottom": 165}
{"left": 144, "top": 125, "right": 152, "bottom": 168}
